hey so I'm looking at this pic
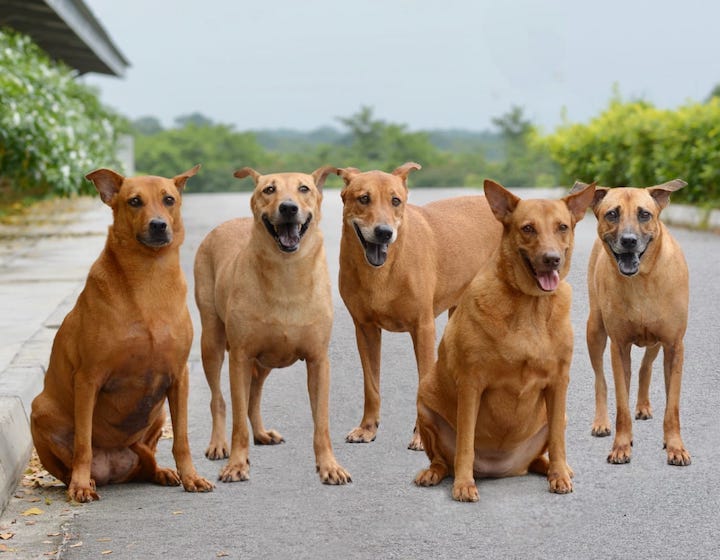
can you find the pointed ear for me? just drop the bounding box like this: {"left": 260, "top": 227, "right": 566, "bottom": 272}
{"left": 234, "top": 167, "right": 261, "bottom": 184}
{"left": 173, "top": 164, "right": 200, "bottom": 192}
{"left": 484, "top": 179, "right": 520, "bottom": 224}
{"left": 85, "top": 168, "right": 125, "bottom": 206}
{"left": 569, "top": 180, "right": 591, "bottom": 195}
{"left": 590, "top": 187, "right": 610, "bottom": 214}
{"left": 391, "top": 162, "right": 422, "bottom": 184}
{"left": 564, "top": 181, "right": 596, "bottom": 223}
{"left": 336, "top": 167, "right": 361, "bottom": 186}
{"left": 648, "top": 178, "right": 687, "bottom": 210}
{"left": 311, "top": 166, "right": 337, "bottom": 192}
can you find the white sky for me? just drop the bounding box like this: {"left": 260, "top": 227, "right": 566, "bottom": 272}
{"left": 82, "top": 0, "right": 720, "bottom": 133}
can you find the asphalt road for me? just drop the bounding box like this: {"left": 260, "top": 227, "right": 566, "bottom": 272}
{"left": 6, "top": 188, "right": 720, "bottom": 559}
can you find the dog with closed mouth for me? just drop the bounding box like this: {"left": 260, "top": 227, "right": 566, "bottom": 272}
{"left": 337, "top": 163, "right": 502, "bottom": 450}
{"left": 415, "top": 180, "right": 595, "bottom": 502}
{"left": 575, "top": 179, "right": 691, "bottom": 466}
{"left": 31, "top": 166, "right": 214, "bottom": 502}
{"left": 194, "top": 167, "right": 351, "bottom": 484}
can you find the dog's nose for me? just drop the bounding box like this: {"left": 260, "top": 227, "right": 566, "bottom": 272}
{"left": 620, "top": 233, "right": 637, "bottom": 250}
{"left": 149, "top": 219, "right": 167, "bottom": 233}
{"left": 542, "top": 252, "right": 561, "bottom": 269}
{"left": 279, "top": 201, "right": 299, "bottom": 217}
{"left": 374, "top": 225, "right": 394, "bottom": 243}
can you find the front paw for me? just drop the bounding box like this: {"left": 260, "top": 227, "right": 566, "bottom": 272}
{"left": 181, "top": 473, "right": 215, "bottom": 492}
{"left": 547, "top": 466, "right": 574, "bottom": 494}
{"left": 414, "top": 463, "right": 447, "bottom": 487}
{"left": 665, "top": 444, "right": 691, "bottom": 466}
{"left": 68, "top": 478, "right": 99, "bottom": 503}
{"left": 253, "top": 429, "right": 285, "bottom": 445}
{"left": 407, "top": 429, "right": 424, "bottom": 451}
{"left": 154, "top": 467, "right": 181, "bottom": 487}
{"left": 607, "top": 440, "right": 632, "bottom": 464}
{"left": 218, "top": 460, "right": 250, "bottom": 482}
{"left": 452, "top": 480, "right": 479, "bottom": 502}
{"left": 345, "top": 424, "right": 377, "bottom": 444}
{"left": 635, "top": 404, "right": 653, "bottom": 420}
{"left": 591, "top": 420, "right": 611, "bottom": 437}
{"left": 205, "top": 440, "right": 229, "bottom": 460}
{"left": 317, "top": 461, "right": 352, "bottom": 485}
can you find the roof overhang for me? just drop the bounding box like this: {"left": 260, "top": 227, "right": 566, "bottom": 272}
{"left": 0, "top": 0, "right": 129, "bottom": 76}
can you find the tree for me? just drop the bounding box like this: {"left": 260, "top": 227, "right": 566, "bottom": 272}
{"left": 132, "top": 116, "right": 164, "bottom": 135}
{"left": 175, "top": 112, "right": 214, "bottom": 128}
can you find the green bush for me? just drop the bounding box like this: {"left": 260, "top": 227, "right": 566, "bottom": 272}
{"left": 0, "top": 28, "right": 125, "bottom": 198}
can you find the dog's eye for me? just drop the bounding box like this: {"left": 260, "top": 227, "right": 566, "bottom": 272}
{"left": 391, "top": 196, "right": 402, "bottom": 207}
{"left": 263, "top": 185, "right": 276, "bottom": 194}
{"left": 298, "top": 185, "right": 310, "bottom": 193}
{"left": 521, "top": 224, "right": 535, "bottom": 234}
{"left": 638, "top": 209, "right": 652, "bottom": 222}
{"left": 558, "top": 223, "right": 569, "bottom": 232}
{"left": 358, "top": 194, "right": 370, "bottom": 205}
{"left": 163, "top": 195, "right": 176, "bottom": 207}
{"left": 128, "top": 196, "right": 143, "bottom": 208}
{"left": 605, "top": 209, "right": 619, "bottom": 222}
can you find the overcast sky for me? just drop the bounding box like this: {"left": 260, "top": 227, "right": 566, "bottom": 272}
{"left": 82, "top": 0, "right": 720, "bottom": 133}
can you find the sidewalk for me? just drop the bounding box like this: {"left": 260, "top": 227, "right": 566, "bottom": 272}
{"left": 0, "top": 197, "right": 109, "bottom": 513}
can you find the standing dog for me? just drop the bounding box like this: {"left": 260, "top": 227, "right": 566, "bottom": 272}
{"left": 337, "top": 163, "right": 502, "bottom": 450}
{"left": 415, "top": 180, "right": 595, "bottom": 502}
{"left": 31, "top": 166, "right": 213, "bottom": 502}
{"left": 194, "top": 167, "right": 351, "bottom": 484}
{"left": 576, "top": 180, "right": 691, "bottom": 466}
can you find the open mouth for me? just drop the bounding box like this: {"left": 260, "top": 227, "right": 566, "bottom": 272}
{"left": 520, "top": 250, "right": 560, "bottom": 292}
{"left": 263, "top": 214, "right": 312, "bottom": 253}
{"left": 610, "top": 248, "right": 645, "bottom": 276}
{"left": 353, "top": 223, "right": 388, "bottom": 267}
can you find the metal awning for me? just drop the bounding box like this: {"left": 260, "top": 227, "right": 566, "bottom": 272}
{"left": 0, "top": 0, "right": 129, "bottom": 76}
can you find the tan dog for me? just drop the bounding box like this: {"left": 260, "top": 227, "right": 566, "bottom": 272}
{"left": 194, "top": 167, "right": 351, "bottom": 484}
{"left": 576, "top": 180, "right": 691, "bottom": 466}
{"left": 30, "top": 166, "right": 213, "bottom": 503}
{"left": 415, "top": 180, "right": 595, "bottom": 502}
{"left": 337, "top": 163, "right": 502, "bottom": 450}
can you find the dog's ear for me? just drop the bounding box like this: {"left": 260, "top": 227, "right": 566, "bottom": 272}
{"left": 173, "top": 164, "right": 201, "bottom": 192}
{"left": 564, "top": 181, "right": 596, "bottom": 223}
{"left": 484, "top": 179, "right": 520, "bottom": 224}
{"left": 336, "top": 167, "right": 361, "bottom": 186}
{"left": 85, "top": 168, "right": 125, "bottom": 206}
{"left": 234, "top": 167, "right": 262, "bottom": 184}
{"left": 391, "top": 162, "right": 422, "bottom": 186}
{"left": 311, "top": 166, "right": 338, "bottom": 192}
{"left": 648, "top": 179, "right": 687, "bottom": 210}
{"left": 590, "top": 187, "right": 610, "bottom": 215}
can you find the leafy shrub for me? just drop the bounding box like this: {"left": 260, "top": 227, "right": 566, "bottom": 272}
{"left": 0, "top": 28, "right": 125, "bottom": 198}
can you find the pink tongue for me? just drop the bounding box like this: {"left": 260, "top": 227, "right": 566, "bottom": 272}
{"left": 537, "top": 270, "right": 560, "bottom": 291}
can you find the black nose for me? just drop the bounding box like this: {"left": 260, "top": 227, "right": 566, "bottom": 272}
{"left": 620, "top": 233, "right": 637, "bottom": 250}
{"left": 543, "top": 252, "right": 561, "bottom": 268}
{"left": 279, "top": 201, "right": 298, "bottom": 217}
{"left": 374, "top": 225, "right": 394, "bottom": 243}
{"left": 149, "top": 219, "right": 167, "bottom": 233}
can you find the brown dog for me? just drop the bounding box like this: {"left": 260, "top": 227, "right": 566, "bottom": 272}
{"left": 30, "top": 166, "right": 213, "bottom": 503}
{"left": 415, "top": 180, "right": 595, "bottom": 502}
{"left": 576, "top": 180, "right": 691, "bottom": 466}
{"left": 337, "top": 163, "right": 502, "bottom": 450}
{"left": 194, "top": 167, "right": 350, "bottom": 484}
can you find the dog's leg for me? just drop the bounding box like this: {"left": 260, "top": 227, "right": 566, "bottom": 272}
{"left": 346, "top": 320, "right": 382, "bottom": 444}
{"left": 608, "top": 341, "right": 634, "bottom": 464}
{"left": 249, "top": 366, "right": 284, "bottom": 445}
{"left": 544, "top": 377, "right": 574, "bottom": 494}
{"left": 128, "top": 412, "right": 180, "bottom": 486}
{"left": 662, "top": 341, "right": 691, "bottom": 466}
{"left": 167, "top": 365, "right": 214, "bottom": 492}
{"left": 452, "top": 382, "right": 481, "bottom": 502}
{"left": 587, "top": 308, "right": 611, "bottom": 437}
{"left": 636, "top": 344, "right": 660, "bottom": 420}
{"left": 200, "top": 313, "right": 229, "bottom": 460}
{"left": 68, "top": 377, "right": 100, "bottom": 502}
{"left": 408, "top": 318, "right": 436, "bottom": 451}
{"left": 220, "top": 350, "right": 253, "bottom": 482}
{"left": 306, "top": 356, "right": 351, "bottom": 484}
{"left": 414, "top": 400, "right": 450, "bottom": 487}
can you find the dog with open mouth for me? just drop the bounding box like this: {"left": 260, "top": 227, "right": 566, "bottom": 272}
{"left": 193, "top": 166, "right": 351, "bottom": 485}
{"left": 336, "top": 163, "right": 502, "bottom": 450}
{"left": 573, "top": 179, "right": 691, "bottom": 466}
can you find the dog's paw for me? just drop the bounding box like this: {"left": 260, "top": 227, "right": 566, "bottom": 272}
{"left": 665, "top": 445, "right": 692, "bottom": 466}
{"left": 182, "top": 474, "right": 215, "bottom": 492}
{"left": 407, "top": 430, "right": 425, "bottom": 451}
{"left": 452, "top": 480, "right": 479, "bottom": 502}
{"left": 591, "top": 422, "right": 612, "bottom": 437}
{"left": 548, "top": 471, "right": 574, "bottom": 494}
{"left": 218, "top": 461, "right": 250, "bottom": 483}
{"left": 607, "top": 443, "right": 632, "bottom": 464}
{"left": 68, "top": 479, "right": 99, "bottom": 503}
{"left": 253, "top": 429, "right": 285, "bottom": 445}
{"left": 414, "top": 464, "right": 447, "bottom": 487}
{"left": 317, "top": 461, "right": 352, "bottom": 485}
{"left": 154, "top": 467, "right": 182, "bottom": 487}
{"left": 205, "top": 442, "right": 230, "bottom": 461}
{"left": 635, "top": 405, "right": 653, "bottom": 420}
{"left": 345, "top": 425, "right": 377, "bottom": 444}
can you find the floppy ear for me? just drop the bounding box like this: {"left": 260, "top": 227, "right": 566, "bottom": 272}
{"left": 85, "top": 168, "right": 125, "bottom": 206}
{"left": 648, "top": 178, "right": 687, "bottom": 210}
{"left": 336, "top": 167, "right": 361, "bottom": 186}
{"left": 391, "top": 162, "right": 422, "bottom": 185}
{"left": 484, "top": 179, "right": 520, "bottom": 224}
{"left": 563, "top": 181, "right": 596, "bottom": 223}
{"left": 311, "top": 166, "right": 338, "bottom": 192}
{"left": 234, "top": 167, "right": 262, "bottom": 184}
{"left": 173, "top": 164, "right": 200, "bottom": 192}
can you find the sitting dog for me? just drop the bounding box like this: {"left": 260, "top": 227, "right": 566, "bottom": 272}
{"left": 194, "top": 167, "right": 351, "bottom": 484}
{"left": 337, "top": 163, "right": 502, "bottom": 450}
{"left": 574, "top": 179, "right": 691, "bottom": 466}
{"left": 31, "top": 166, "right": 214, "bottom": 502}
{"left": 415, "top": 180, "right": 595, "bottom": 501}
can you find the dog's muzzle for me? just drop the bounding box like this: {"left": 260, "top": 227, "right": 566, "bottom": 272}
{"left": 353, "top": 223, "right": 394, "bottom": 267}
{"left": 138, "top": 218, "right": 172, "bottom": 248}
{"left": 263, "top": 207, "right": 312, "bottom": 253}
{"left": 520, "top": 249, "right": 561, "bottom": 292}
{"left": 606, "top": 232, "right": 650, "bottom": 276}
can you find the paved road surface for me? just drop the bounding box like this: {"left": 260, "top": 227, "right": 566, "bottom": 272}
{"left": 2, "top": 188, "right": 719, "bottom": 559}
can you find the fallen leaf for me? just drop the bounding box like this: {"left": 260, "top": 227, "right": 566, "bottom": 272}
{"left": 0, "top": 533, "right": 14, "bottom": 540}
{"left": 172, "top": 510, "right": 183, "bottom": 515}
{"left": 97, "top": 538, "right": 112, "bottom": 542}
{"left": 25, "top": 496, "right": 41, "bottom": 503}
{"left": 47, "top": 532, "right": 61, "bottom": 537}
{"left": 45, "top": 497, "right": 53, "bottom": 505}
{"left": 216, "top": 552, "right": 229, "bottom": 558}
{"left": 44, "top": 551, "right": 58, "bottom": 556}
{"left": 21, "top": 507, "right": 44, "bottom": 516}
{"left": 101, "top": 550, "right": 113, "bottom": 555}
{"left": 70, "top": 541, "right": 83, "bottom": 548}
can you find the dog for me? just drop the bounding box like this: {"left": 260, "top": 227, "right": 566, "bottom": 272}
{"left": 193, "top": 166, "right": 351, "bottom": 484}
{"left": 574, "top": 179, "right": 691, "bottom": 466}
{"left": 414, "top": 179, "right": 596, "bottom": 502}
{"left": 30, "top": 166, "right": 214, "bottom": 502}
{"left": 336, "top": 163, "right": 502, "bottom": 450}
